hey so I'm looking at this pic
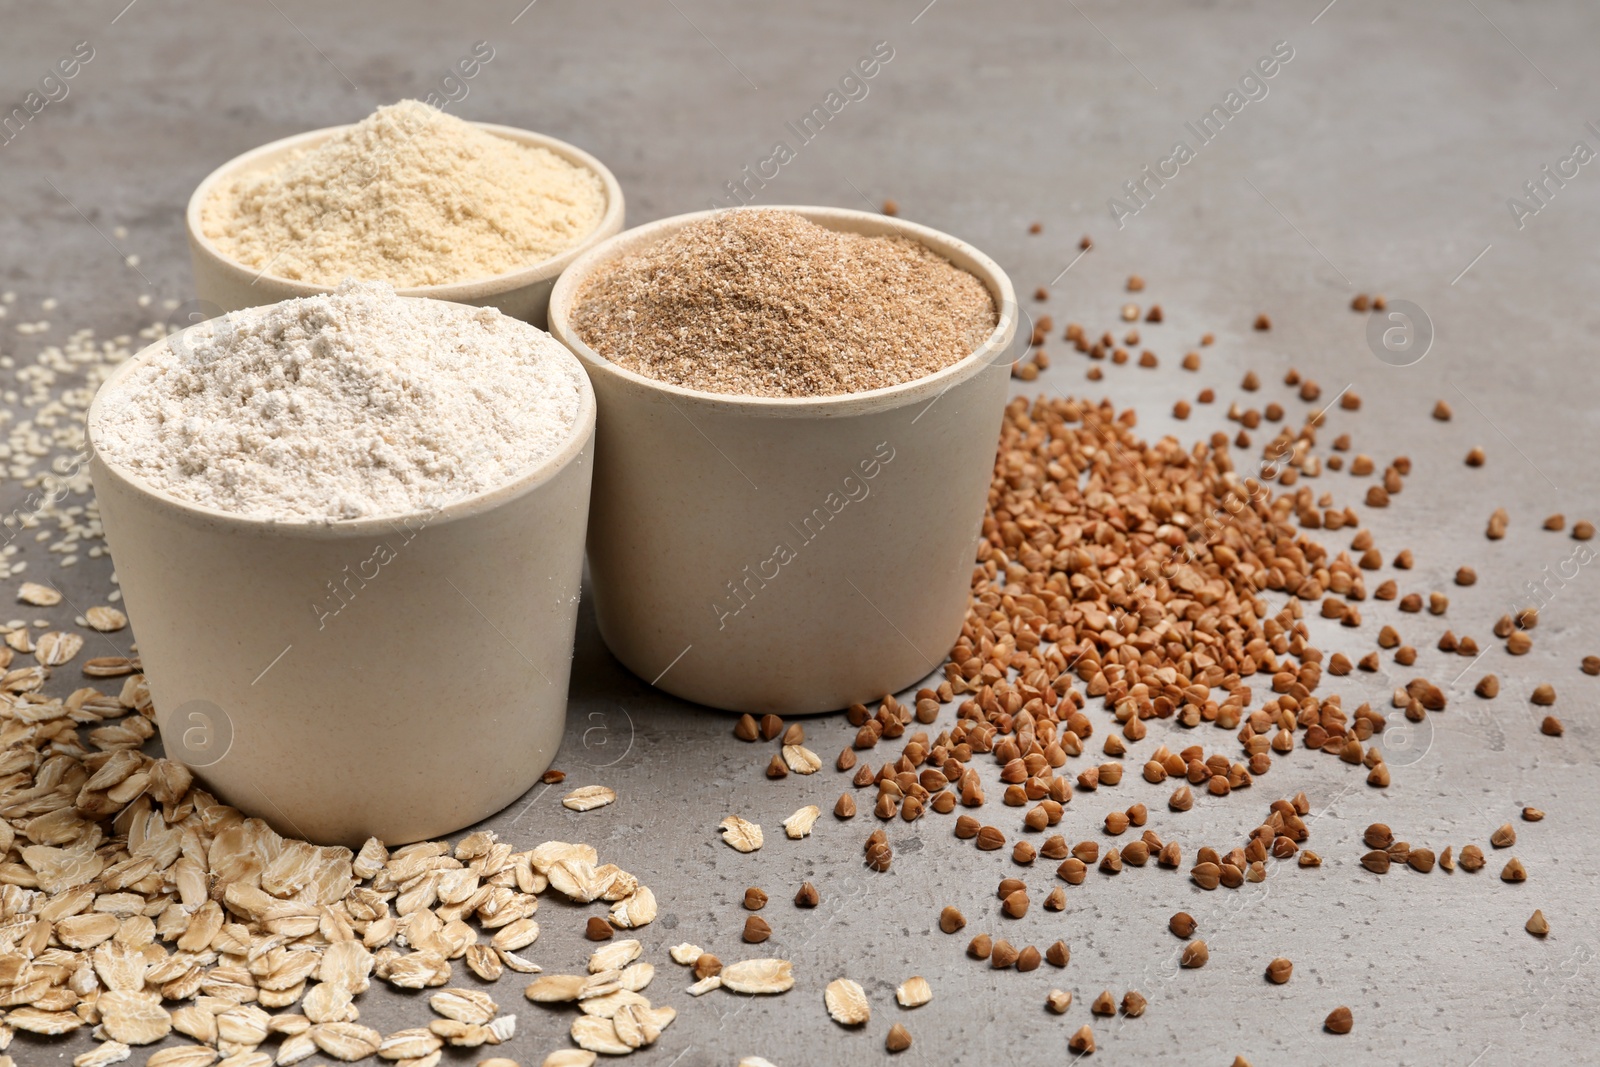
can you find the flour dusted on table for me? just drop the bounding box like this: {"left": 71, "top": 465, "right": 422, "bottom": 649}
{"left": 202, "top": 100, "right": 607, "bottom": 287}
{"left": 91, "top": 281, "right": 587, "bottom": 522}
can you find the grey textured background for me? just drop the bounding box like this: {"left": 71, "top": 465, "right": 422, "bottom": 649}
{"left": 1, "top": 1, "right": 1597, "bottom": 1064}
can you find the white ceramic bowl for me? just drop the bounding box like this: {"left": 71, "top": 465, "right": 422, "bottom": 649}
{"left": 88, "top": 306, "right": 597, "bottom": 846}
{"left": 549, "top": 205, "right": 1018, "bottom": 715}
{"left": 186, "top": 122, "right": 625, "bottom": 328}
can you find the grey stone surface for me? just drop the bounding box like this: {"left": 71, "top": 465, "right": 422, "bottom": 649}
{"left": 0, "top": 1, "right": 1597, "bottom": 1064}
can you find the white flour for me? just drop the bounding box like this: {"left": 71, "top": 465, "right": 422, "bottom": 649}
{"left": 91, "top": 281, "right": 587, "bottom": 522}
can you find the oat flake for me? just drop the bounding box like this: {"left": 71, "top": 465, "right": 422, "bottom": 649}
{"left": 719, "top": 816, "right": 764, "bottom": 853}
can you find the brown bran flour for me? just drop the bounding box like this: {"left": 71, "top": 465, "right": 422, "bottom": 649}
{"left": 570, "top": 210, "right": 997, "bottom": 398}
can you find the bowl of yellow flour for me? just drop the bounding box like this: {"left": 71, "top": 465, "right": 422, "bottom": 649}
{"left": 188, "top": 100, "right": 624, "bottom": 327}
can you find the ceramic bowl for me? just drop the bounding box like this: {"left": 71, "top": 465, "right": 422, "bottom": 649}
{"left": 88, "top": 305, "right": 596, "bottom": 845}
{"left": 548, "top": 205, "right": 1018, "bottom": 714}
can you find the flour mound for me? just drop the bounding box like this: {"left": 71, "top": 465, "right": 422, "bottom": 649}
{"left": 92, "top": 281, "right": 587, "bottom": 522}
{"left": 202, "top": 100, "right": 607, "bottom": 287}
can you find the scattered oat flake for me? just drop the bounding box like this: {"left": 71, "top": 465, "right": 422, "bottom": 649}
{"left": 319, "top": 939, "right": 375, "bottom": 992}
{"left": 896, "top": 976, "right": 932, "bottom": 1008}
{"left": 435, "top": 1018, "right": 495, "bottom": 1047}
{"left": 781, "top": 743, "right": 822, "bottom": 774}
{"left": 621, "top": 1003, "right": 675, "bottom": 1049}
{"left": 73, "top": 1041, "right": 132, "bottom": 1067}
{"left": 783, "top": 805, "right": 821, "bottom": 839}
{"left": 738, "top": 1059, "right": 780, "bottom": 1067}
{"left": 670, "top": 943, "right": 705, "bottom": 965}
{"left": 144, "top": 1048, "right": 219, "bottom": 1067}
{"left": 720, "top": 815, "right": 764, "bottom": 852}
{"left": 82, "top": 655, "right": 138, "bottom": 677}
{"left": 430, "top": 987, "right": 497, "bottom": 1024}
{"left": 545, "top": 860, "right": 600, "bottom": 904}
{"left": 579, "top": 971, "right": 623, "bottom": 1000}
{"left": 576, "top": 989, "right": 649, "bottom": 1020}
{"left": 593, "top": 862, "right": 638, "bottom": 900}
{"left": 215, "top": 1005, "right": 271, "bottom": 1047}
{"left": 530, "top": 840, "right": 598, "bottom": 872}
{"left": 588, "top": 938, "right": 643, "bottom": 974}
{"left": 269, "top": 1031, "right": 315, "bottom": 1065}
{"left": 17, "top": 581, "right": 60, "bottom": 605}
{"left": 619, "top": 962, "right": 655, "bottom": 992}
{"left": 303, "top": 982, "right": 356, "bottom": 1024}
{"left": 311, "top": 1021, "right": 383, "bottom": 1061}
{"left": 687, "top": 974, "right": 723, "bottom": 996}
{"left": 464, "top": 944, "right": 504, "bottom": 983}
{"left": 720, "top": 958, "right": 795, "bottom": 994}
{"left": 526, "top": 974, "right": 588, "bottom": 1003}
{"left": 609, "top": 885, "right": 657, "bottom": 929}
{"left": 562, "top": 785, "right": 616, "bottom": 811}
{"left": 377, "top": 1027, "right": 442, "bottom": 1060}
{"left": 826, "top": 977, "right": 871, "bottom": 1025}
{"left": 571, "top": 1014, "right": 632, "bottom": 1055}
{"left": 542, "top": 1052, "right": 599, "bottom": 1067}
{"left": 383, "top": 949, "right": 451, "bottom": 988}
{"left": 613, "top": 1006, "right": 654, "bottom": 1050}
{"left": 85, "top": 605, "right": 128, "bottom": 631}
{"left": 493, "top": 918, "right": 541, "bottom": 952}
{"left": 2, "top": 665, "right": 45, "bottom": 692}
{"left": 35, "top": 630, "right": 83, "bottom": 666}
{"left": 8, "top": 1007, "right": 85, "bottom": 1034}
{"left": 97, "top": 990, "right": 171, "bottom": 1045}
{"left": 497, "top": 946, "right": 541, "bottom": 974}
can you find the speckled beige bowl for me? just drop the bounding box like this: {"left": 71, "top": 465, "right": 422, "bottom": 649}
{"left": 186, "top": 122, "right": 625, "bottom": 327}
{"left": 548, "top": 205, "right": 1018, "bottom": 715}
{"left": 87, "top": 306, "right": 596, "bottom": 846}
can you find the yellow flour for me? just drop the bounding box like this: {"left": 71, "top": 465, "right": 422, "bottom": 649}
{"left": 202, "top": 100, "right": 607, "bottom": 287}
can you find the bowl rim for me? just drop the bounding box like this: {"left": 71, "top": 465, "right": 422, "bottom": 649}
{"left": 546, "top": 205, "right": 1019, "bottom": 418}
{"left": 185, "top": 119, "right": 626, "bottom": 299}
{"left": 86, "top": 299, "right": 598, "bottom": 539}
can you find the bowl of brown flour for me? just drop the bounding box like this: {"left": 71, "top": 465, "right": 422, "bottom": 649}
{"left": 88, "top": 281, "right": 597, "bottom": 845}
{"left": 549, "top": 206, "right": 1018, "bottom": 715}
{"left": 187, "top": 100, "right": 625, "bottom": 327}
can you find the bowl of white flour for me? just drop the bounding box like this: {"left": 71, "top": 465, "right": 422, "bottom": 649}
{"left": 187, "top": 100, "right": 625, "bottom": 328}
{"left": 87, "top": 281, "right": 596, "bottom": 845}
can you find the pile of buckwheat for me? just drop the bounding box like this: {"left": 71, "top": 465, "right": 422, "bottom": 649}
{"left": 723, "top": 252, "right": 1590, "bottom": 1059}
